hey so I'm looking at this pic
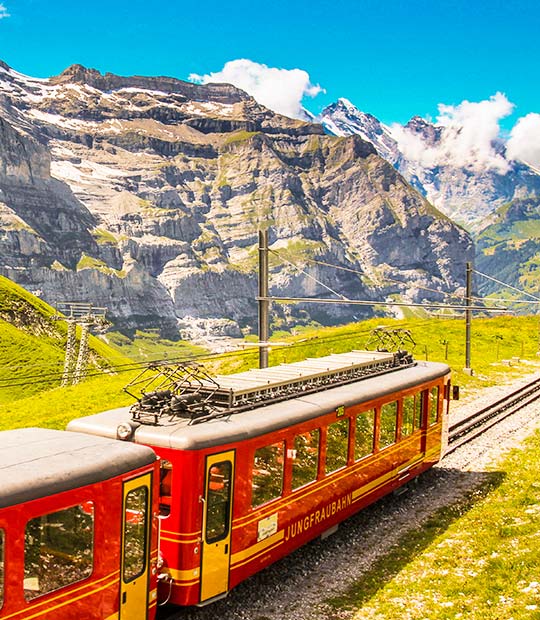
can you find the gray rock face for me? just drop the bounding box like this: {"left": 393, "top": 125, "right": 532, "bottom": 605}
{"left": 0, "top": 62, "right": 473, "bottom": 334}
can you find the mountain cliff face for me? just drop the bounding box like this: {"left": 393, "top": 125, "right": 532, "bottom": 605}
{"left": 0, "top": 63, "right": 473, "bottom": 335}
{"left": 320, "top": 100, "right": 540, "bottom": 232}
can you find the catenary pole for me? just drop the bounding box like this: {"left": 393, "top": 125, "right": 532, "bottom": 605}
{"left": 258, "top": 229, "right": 269, "bottom": 369}
{"left": 465, "top": 261, "right": 473, "bottom": 373}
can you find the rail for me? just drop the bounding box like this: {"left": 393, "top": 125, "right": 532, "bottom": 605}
{"left": 446, "top": 375, "right": 540, "bottom": 454}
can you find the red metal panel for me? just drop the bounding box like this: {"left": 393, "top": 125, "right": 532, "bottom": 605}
{"left": 0, "top": 461, "right": 158, "bottom": 620}
{"left": 144, "top": 369, "right": 450, "bottom": 607}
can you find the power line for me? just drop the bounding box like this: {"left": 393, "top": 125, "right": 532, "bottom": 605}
{"left": 271, "top": 252, "right": 511, "bottom": 311}
{"left": 257, "top": 295, "right": 508, "bottom": 312}
{"left": 269, "top": 249, "right": 347, "bottom": 300}
{"left": 474, "top": 269, "right": 540, "bottom": 302}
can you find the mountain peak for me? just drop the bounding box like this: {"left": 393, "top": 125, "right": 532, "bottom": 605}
{"left": 48, "top": 64, "right": 251, "bottom": 105}
{"left": 52, "top": 64, "right": 103, "bottom": 84}
{"left": 337, "top": 97, "right": 358, "bottom": 111}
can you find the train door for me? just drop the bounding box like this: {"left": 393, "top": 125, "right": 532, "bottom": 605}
{"left": 120, "top": 473, "right": 152, "bottom": 620}
{"left": 200, "top": 450, "right": 235, "bottom": 603}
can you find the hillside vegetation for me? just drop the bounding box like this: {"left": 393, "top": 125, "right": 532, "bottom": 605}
{"left": 328, "top": 431, "right": 540, "bottom": 619}
{"left": 2, "top": 278, "right": 540, "bottom": 618}
{"left": 1, "top": 273, "right": 540, "bottom": 431}
{"left": 0, "top": 275, "right": 134, "bottom": 426}
{"left": 476, "top": 197, "right": 540, "bottom": 299}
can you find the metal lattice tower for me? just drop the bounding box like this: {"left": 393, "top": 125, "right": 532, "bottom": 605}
{"left": 72, "top": 323, "right": 90, "bottom": 384}
{"left": 55, "top": 302, "right": 109, "bottom": 386}
{"left": 61, "top": 319, "right": 78, "bottom": 387}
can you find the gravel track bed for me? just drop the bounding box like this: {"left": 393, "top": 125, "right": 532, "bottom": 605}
{"left": 161, "top": 368, "right": 540, "bottom": 620}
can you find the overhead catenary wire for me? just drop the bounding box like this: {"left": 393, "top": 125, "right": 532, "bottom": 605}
{"left": 270, "top": 250, "right": 509, "bottom": 311}
{"left": 2, "top": 254, "right": 533, "bottom": 390}
{"left": 0, "top": 318, "right": 435, "bottom": 390}
{"left": 268, "top": 249, "right": 348, "bottom": 300}
{"left": 474, "top": 269, "right": 540, "bottom": 302}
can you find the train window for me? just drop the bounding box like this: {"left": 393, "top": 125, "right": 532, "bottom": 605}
{"left": 292, "top": 429, "right": 320, "bottom": 490}
{"left": 355, "top": 409, "right": 375, "bottom": 460}
{"left": 380, "top": 401, "right": 398, "bottom": 448}
{"left": 402, "top": 396, "right": 415, "bottom": 436}
{"left": 252, "top": 442, "right": 284, "bottom": 507}
{"left": 205, "top": 461, "right": 232, "bottom": 543}
{"left": 24, "top": 503, "right": 94, "bottom": 600}
{"left": 123, "top": 486, "right": 148, "bottom": 583}
{"left": 159, "top": 459, "right": 173, "bottom": 517}
{"left": 429, "top": 387, "right": 439, "bottom": 425}
{"left": 0, "top": 529, "right": 3, "bottom": 608}
{"left": 325, "top": 419, "right": 349, "bottom": 474}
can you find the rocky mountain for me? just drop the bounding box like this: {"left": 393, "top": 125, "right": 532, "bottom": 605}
{"left": 0, "top": 62, "right": 472, "bottom": 336}
{"left": 475, "top": 196, "right": 540, "bottom": 299}
{"left": 319, "top": 100, "right": 540, "bottom": 232}
{"left": 319, "top": 99, "right": 400, "bottom": 166}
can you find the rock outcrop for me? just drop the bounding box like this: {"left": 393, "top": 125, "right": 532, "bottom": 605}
{"left": 0, "top": 62, "right": 473, "bottom": 335}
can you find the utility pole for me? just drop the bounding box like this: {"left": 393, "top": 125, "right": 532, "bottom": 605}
{"left": 258, "top": 228, "right": 270, "bottom": 369}
{"left": 464, "top": 261, "right": 473, "bottom": 374}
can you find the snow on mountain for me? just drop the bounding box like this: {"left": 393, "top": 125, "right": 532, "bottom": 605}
{"left": 318, "top": 99, "right": 540, "bottom": 231}
{"left": 319, "top": 98, "right": 399, "bottom": 165}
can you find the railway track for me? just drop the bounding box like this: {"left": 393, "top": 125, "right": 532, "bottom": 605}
{"left": 446, "top": 375, "right": 540, "bottom": 454}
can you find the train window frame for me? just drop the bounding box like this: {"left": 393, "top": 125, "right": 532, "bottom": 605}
{"left": 123, "top": 486, "right": 148, "bottom": 584}
{"left": 291, "top": 429, "right": 320, "bottom": 491}
{"left": 159, "top": 459, "right": 173, "bottom": 517}
{"left": 379, "top": 401, "right": 398, "bottom": 449}
{"left": 429, "top": 386, "right": 440, "bottom": 425}
{"left": 24, "top": 502, "right": 94, "bottom": 601}
{"left": 325, "top": 418, "right": 350, "bottom": 475}
{"left": 251, "top": 441, "right": 285, "bottom": 508}
{"left": 402, "top": 393, "right": 422, "bottom": 437}
{"left": 415, "top": 391, "right": 424, "bottom": 429}
{"left": 205, "top": 460, "right": 233, "bottom": 544}
{"left": 0, "top": 528, "right": 3, "bottom": 609}
{"left": 354, "top": 409, "right": 375, "bottom": 461}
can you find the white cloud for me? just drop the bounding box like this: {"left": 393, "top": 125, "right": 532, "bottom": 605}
{"left": 390, "top": 124, "right": 440, "bottom": 168}
{"left": 506, "top": 113, "right": 540, "bottom": 170}
{"left": 189, "top": 59, "right": 324, "bottom": 120}
{"left": 391, "top": 93, "right": 514, "bottom": 173}
{"left": 0, "top": 3, "right": 9, "bottom": 18}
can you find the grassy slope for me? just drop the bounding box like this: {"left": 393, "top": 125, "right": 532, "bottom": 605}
{"left": 104, "top": 329, "right": 206, "bottom": 362}
{"left": 0, "top": 275, "right": 134, "bottom": 428}
{"left": 329, "top": 432, "right": 540, "bottom": 620}
{"left": 3, "top": 308, "right": 540, "bottom": 430}
{"left": 476, "top": 197, "right": 540, "bottom": 296}
{"left": 2, "top": 276, "right": 540, "bottom": 615}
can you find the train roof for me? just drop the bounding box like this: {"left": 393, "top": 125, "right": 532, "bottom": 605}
{"left": 0, "top": 428, "right": 157, "bottom": 508}
{"left": 67, "top": 360, "right": 450, "bottom": 452}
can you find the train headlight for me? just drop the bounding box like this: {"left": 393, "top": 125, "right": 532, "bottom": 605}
{"left": 117, "top": 422, "right": 135, "bottom": 440}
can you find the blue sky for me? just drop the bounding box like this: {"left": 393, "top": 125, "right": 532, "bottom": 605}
{"left": 0, "top": 0, "right": 538, "bottom": 128}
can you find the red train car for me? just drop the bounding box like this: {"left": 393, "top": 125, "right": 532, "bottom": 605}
{"left": 0, "top": 428, "right": 160, "bottom": 620}
{"left": 68, "top": 350, "right": 451, "bottom": 607}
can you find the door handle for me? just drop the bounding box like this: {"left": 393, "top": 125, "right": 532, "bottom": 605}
{"left": 224, "top": 544, "right": 229, "bottom": 554}
{"left": 122, "top": 591, "right": 127, "bottom": 605}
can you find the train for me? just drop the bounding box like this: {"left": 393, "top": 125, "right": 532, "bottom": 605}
{"left": 0, "top": 349, "right": 452, "bottom": 618}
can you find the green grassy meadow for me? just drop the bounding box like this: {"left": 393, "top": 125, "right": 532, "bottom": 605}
{"left": 2, "top": 309, "right": 540, "bottom": 430}
{"left": 327, "top": 432, "right": 540, "bottom": 620}
{"left": 2, "top": 274, "right": 540, "bottom": 617}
